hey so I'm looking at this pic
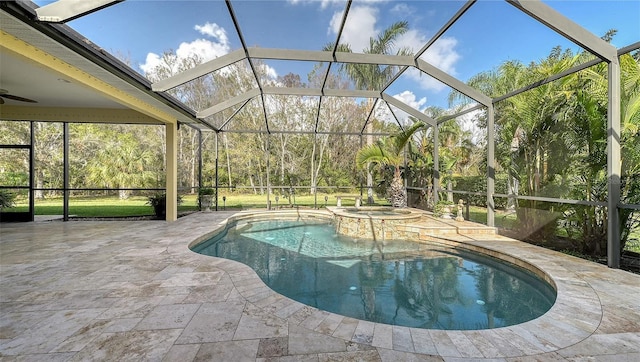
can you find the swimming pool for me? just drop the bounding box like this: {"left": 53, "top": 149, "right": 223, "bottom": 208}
{"left": 192, "top": 218, "right": 556, "bottom": 330}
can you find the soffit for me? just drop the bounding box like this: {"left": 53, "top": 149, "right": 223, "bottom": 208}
{"left": 0, "top": 7, "right": 201, "bottom": 125}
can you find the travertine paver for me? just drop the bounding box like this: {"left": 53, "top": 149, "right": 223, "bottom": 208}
{"left": 1, "top": 210, "right": 639, "bottom": 361}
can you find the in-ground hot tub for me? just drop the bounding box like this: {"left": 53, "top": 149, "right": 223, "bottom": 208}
{"left": 330, "top": 206, "right": 423, "bottom": 240}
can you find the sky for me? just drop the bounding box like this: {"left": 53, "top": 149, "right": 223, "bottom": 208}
{"left": 34, "top": 0, "right": 640, "bottom": 113}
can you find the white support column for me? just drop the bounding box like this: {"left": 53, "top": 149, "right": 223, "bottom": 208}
{"left": 166, "top": 123, "right": 178, "bottom": 221}
{"left": 487, "top": 105, "right": 496, "bottom": 227}
{"left": 607, "top": 59, "right": 621, "bottom": 268}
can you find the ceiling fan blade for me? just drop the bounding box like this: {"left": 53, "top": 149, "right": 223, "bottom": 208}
{"left": 0, "top": 94, "right": 37, "bottom": 103}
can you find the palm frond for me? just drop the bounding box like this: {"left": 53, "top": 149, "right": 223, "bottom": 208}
{"left": 356, "top": 143, "right": 387, "bottom": 169}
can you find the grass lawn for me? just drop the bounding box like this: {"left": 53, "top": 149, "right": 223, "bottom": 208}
{"left": 5, "top": 192, "right": 385, "bottom": 218}
{"left": 6, "top": 193, "right": 639, "bottom": 254}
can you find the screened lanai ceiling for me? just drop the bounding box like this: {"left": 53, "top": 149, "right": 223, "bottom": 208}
{"left": 2, "top": 0, "right": 639, "bottom": 133}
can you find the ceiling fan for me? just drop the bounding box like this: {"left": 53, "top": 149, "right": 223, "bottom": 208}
{"left": 0, "top": 89, "right": 38, "bottom": 104}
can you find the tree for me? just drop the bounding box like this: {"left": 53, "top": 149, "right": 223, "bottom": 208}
{"left": 327, "top": 21, "right": 412, "bottom": 204}
{"left": 454, "top": 31, "right": 640, "bottom": 258}
{"left": 562, "top": 51, "right": 640, "bottom": 254}
{"left": 86, "top": 131, "right": 157, "bottom": 199}
{"left": 356, "top": 121, "right": 426, "bottom": 207}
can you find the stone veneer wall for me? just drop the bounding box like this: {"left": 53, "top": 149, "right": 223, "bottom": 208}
{"left": 333, "top": 215, "right": 420, "bottom": 241}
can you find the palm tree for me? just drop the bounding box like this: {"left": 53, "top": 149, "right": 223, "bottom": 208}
{"left": 325, "top": 21, "right": 412, "bottom": 204}
{"left": 563, "top": 52, "right": 640, "bottom": 253}
{"left": 356, "top": 121, "right": 426, "bottom": 207}
{"left": 87, "top": 134, "right": 156, "bottom": 199}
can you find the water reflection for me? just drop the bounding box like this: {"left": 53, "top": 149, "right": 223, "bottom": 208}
{"left": 194, "top": 220, "right": 555, "bottom": 330}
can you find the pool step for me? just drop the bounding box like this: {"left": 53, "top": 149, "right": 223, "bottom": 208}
{"left": 396, "top": 214, "right": 496, "bottom": 241}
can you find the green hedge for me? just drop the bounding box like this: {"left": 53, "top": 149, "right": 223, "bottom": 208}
{"left": 451, "top": 175, "right": 508, "bottom": 208}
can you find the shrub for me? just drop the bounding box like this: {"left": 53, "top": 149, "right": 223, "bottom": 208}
{"left": 451, "top": 175, "right": 508, "bottom": 208}
{"left": 0, "top": 190, "right": 15, "bottom": 210}
{"left": 147, "top": 193, "right": 183, "bottom": 219}
{"left": 198, "top": 187, "right": 215, "bottom": 196}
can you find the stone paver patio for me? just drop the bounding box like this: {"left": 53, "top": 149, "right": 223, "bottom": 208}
{"left": 1, "top": 211, "right": 639, "bottom": 361}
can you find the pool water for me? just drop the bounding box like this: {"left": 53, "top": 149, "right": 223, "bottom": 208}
{"left": 193, "top": 219, "right": 556, "bottom": 330}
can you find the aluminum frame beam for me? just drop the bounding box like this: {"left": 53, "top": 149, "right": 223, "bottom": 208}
{"left": 35, "top": 0, "right": 122, "bottom": 22}
{"left": 493, "top": 57, "right": 603, "bottom": 103}
{"left": 381, "top": 0, "right": 476, "bottom": 93}
{"left": 360, "top": 99, "right": 379, "bottom": 134}
{"left": 219, "top": 99, "right": 251, "bottom": 131}
{"left": 314, "top": 0, "right": 351, "bottom": 135}
{"left": 385, "top": 102, "right": 405, "bottom": 131}
{"left": 196, "top": 88, "right": 260, "bottom": 119}
{"left": 261, "top": 87, "right": 379, "bottom": 99}
{"left": 247, "top": 48, "right": 415, "bottom": 66}
{"left": 415, "top": 59, "right": 491, "bottom": 106}
{"left": 618, "top": 41, "right": 640, "bottom": 56}
{"left": 223, "top": 129, "right": 391, "bottom": 136}
{"left": 152, "top": 49, "right": 246, "bottom": 92}
{"left": 436, "top": 103, "right": 484, "bottom": 125}
{"left": 334, "top": 52, "right": 415, "bottom": 66}
{"left": 382, "top": 93, "right": 436, "bottom": 127}
{"left": 247, "top": 48, "right": 333, "bottom": 62}
{"left": 507, "top": 0, "right": 617, "bottom": 62}
{"left": 607, "top": 59, "right": 621, "bottom": 268}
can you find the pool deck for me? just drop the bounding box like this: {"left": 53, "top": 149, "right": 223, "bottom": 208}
{"left": 1, "top": 210, "right": 639, "bottom": 361}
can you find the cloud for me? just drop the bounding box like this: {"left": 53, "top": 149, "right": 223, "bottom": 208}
{"left": 195, "top": 22, "right": 229, "bottom": 44}
{"left": 390, "top": 3, "right": 412, "bottom": 17}
{"left": 393, "top": 90, "right": 427, "bottom": 122}
{"left": 394, "top": 28, "right": 461, "bottom": 91}
{"left": 327, "top": 4, "right": 461, "bottom": 92}
{"left": 420, "top": 37, "right": 460, "bottom": 75}
{"left": 140, "top": 22, "right": 231, "bottom": 75}
{"left": 329, "top": 6, "right": 378, "bottom": 52}
{"left": 395, "top": 90, "right": 427, "bottom": 111}
{"left": 376, "top": 90, "right": 427, "bottom": 125}
{"left": 404, "top": 35, "right": 461, "bottom": 92}
{"left": 260, "top": 64, "right": 278, "bottom": 81}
